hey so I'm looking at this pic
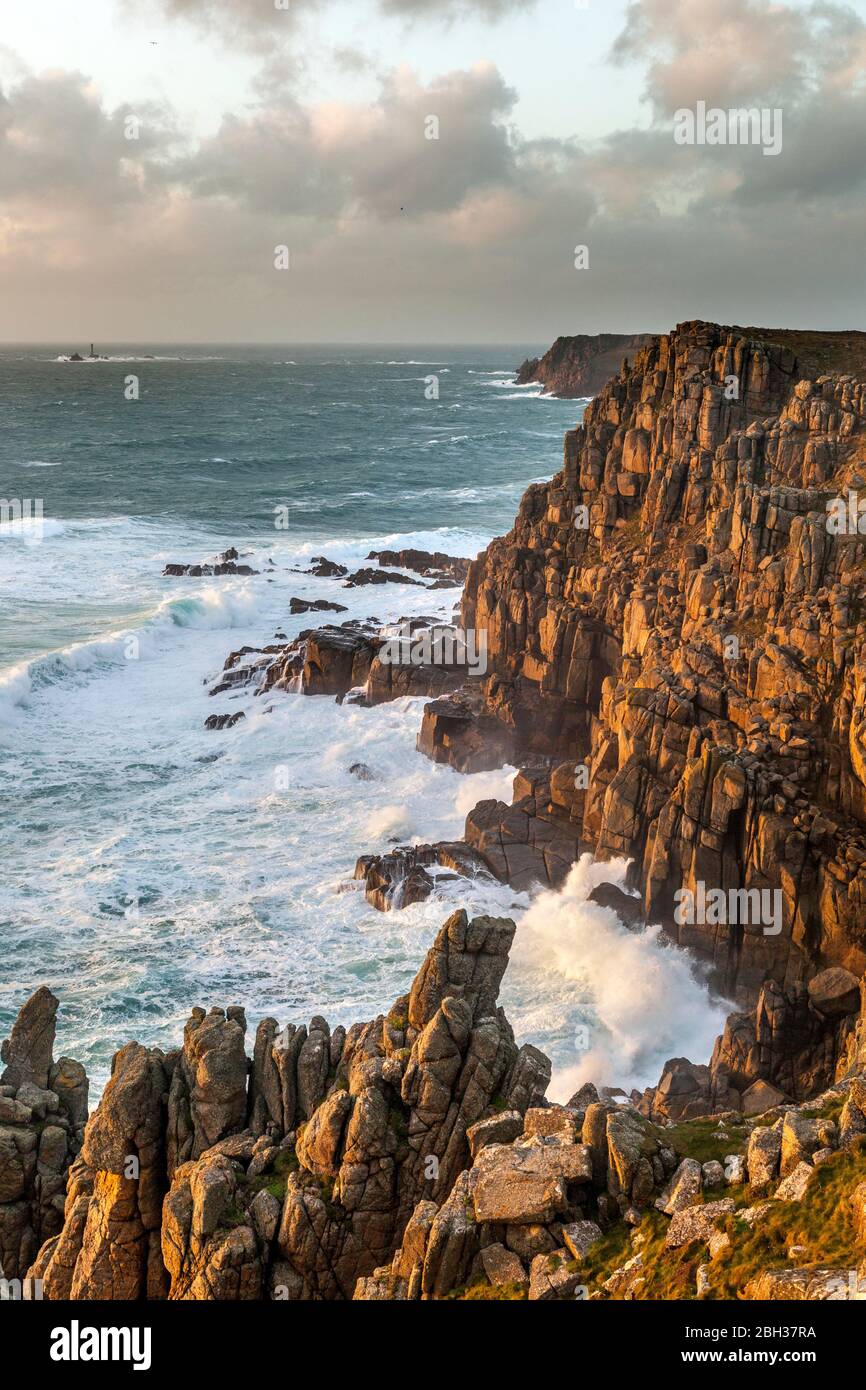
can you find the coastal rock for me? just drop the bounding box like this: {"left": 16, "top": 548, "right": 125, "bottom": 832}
{"left": 561, "top": 1219, "right": 602, "bottom": 1259}
{"left": 741, "top": 1079, "right": 789, "bottom": 1116}
{"left": 343, "top": 567, "right": 424, "bottom": 588}
{"left": 162, "top": 1151, "right": 263, "bottom": 1301}
{"left": 204, "top": 711, "right": 245, "bottom": 730}
{"left": 744, "top": 1267, "right": 857, "bottom": 1300}
{"left": 747, "top": 1123, "right": 783, "bottom": 1193}
{"left": 664, "top": 1199, "right": 735, "bottom": 1250}
{"left": 480, "top": 1241, "right": 528, "bottom": 1289}
{"left": 0, "top": 990, "right": 88, "bottom": 1281}
{"left": 657, "top": 1157, "right": 703, "bottom": 1215}
{"left": 163, "top": 548, "right": 257, "bottom": 578}
{"left": 29, "top": 905, "right": 553, "bottom": 1302}
{"left": 1, "top": 986, "right": 58, "bottom": 1090}
{"left": 35, "top": 1042, "right": 167, "bottom": 1300}
{"left": 774, "top": 1161, "right": 816, "bottom": 1202}
{"left": 166, "top": 1008, "right": 248, "bottom": 1175}
{"left": 289, "top": 597, "right": 348, "bottom": 615}
{"left": 468, "top": 1138, "right": 591, "bottom": 1224}
{"left": 307, "top": 557, "right": 347, "bottom": 578}
{"left": 366, "top": 549, "right": 471, "bottom": 586}
{"left": 515, "top": 333, "right": 653, "bottom": 398}
{"left": 807, "top": 967, "right": 861, "bottom": 1018}
{"left": 353, "top": 841, "right": 494, "bottom": 912}
{"left": 528, "top": 1249, "right": 582, "bottom": 1300}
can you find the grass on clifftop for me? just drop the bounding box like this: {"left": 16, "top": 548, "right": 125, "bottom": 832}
{"left": 648, "top": 1117, "right": 751, "bottom": 1166}
{"left": 707, "top": 1136, "right": 866, "bottom": 1299}
{"left": 571, "top": 1136, "right": 866, "bottom": 1301}
{"left": 452, "top": 1281, "right": 528, "bottom": 1301}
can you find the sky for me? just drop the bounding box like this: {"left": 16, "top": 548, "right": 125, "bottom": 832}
{"left": 1, "top": 0, "right": 866, "bottom": 343}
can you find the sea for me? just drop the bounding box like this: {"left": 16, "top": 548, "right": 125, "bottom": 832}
{"left": 0, "top": 344, "right": 728, "bottom": 1102}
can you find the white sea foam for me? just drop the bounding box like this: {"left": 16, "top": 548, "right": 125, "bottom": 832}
{"left": 0, "top": 513, "right": 725, "bottom": 1103}
{"left": 0, "top": 583, "right": 265, "bottom": 726}
{"left": 506, "top": 856, "right": 731, "bottom": 1100}
{"left": 0, "top": 515, "right": 65, "bottom": 542}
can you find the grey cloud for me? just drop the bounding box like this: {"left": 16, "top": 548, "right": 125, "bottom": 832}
{"left": 158, "top": 0, "right": 311, "bottom": 47}
{"left": 176, "top": 63, "right": 519, "bottom": 219}
{"left": 604, "top": 0, "right": 866, "bottom": 213}
{"left": 5, "top": 0, "right": 866, "bottom": 342}
{"left": 155, "top": 0, "right": 526, "bottom": 46}
{"left": 612, "top": 0, "right": 837, "bottom": 113}
{"left": 379, "top": 0, "right": 526, "bottom": 16}
{"left": 0, "top": 70, "right": 178, "bottom": 210}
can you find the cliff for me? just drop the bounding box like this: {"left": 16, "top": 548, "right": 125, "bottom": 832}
{"left": 417, "top": 320, "right": 866, "bottom": 1004}
{"left": 515, "top": 332, "right": 655, "bottom": 397}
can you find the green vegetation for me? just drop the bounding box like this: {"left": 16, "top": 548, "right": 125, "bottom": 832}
{"left": 708, "top": 1137, "right": 866, "bottom": 1299}
{"left": 245, "top": 1146, "right": 300, "bottom": 1202}
{"left": 649, "top": 1118, "right": 749, "bottom": 1165}
{"left": 452, "top": 1280, "right": 527, "bottom": 1301}
{"left": 567, "top": 1136, "right": 866, "bottom": 1301}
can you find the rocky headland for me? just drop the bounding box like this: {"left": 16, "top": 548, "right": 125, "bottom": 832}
{"left": 516, "top": 332, "right": 655, "bottom": 398}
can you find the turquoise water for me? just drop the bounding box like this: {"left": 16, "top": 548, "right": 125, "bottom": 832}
{"left": 0, "top": 345, "right": 727, "bottom": 1100}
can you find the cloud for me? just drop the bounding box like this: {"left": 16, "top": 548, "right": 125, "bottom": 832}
{"left": 0, "top": 69, "right": 178, "bottom": 211}
{"left": 174, "top": 61, "right": 519, "bottom": 219}
{"left": 606, "top": 0, "right": 866, "bottom": 209}
{"left": 611, "top": 0, "right": 814, "bottom": 112}
{"left": 4, "top": 0, "right": 866, "bottom": 340}
{"left": 157, "top": 0, "right": 310, "bottom": 48}
{"left": 379, "top": 0, "right": 526, "bottom": 16}
{"left": 150, "top": 0, "right": 527, "bottom": 48}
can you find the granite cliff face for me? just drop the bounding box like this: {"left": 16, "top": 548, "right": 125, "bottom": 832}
{"left": 516, "top": 332, "right": 654, "bottom": 398}
{"left": 423, "top": 321, "right": 866, "bottom": 1003}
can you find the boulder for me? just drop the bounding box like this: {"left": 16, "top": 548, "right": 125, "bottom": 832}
{"left": 657, "top": 1158, "right": 702, "bottom": 1215}
{"left": 480, "top": 1242, "right": 527, "bottom": 1289}
{"left": 774, "top": 1161, "right": 815, "bottom": 1202}
{"left": 528, "top": 1251, "right": 583, "bottom": 1301}
{"left": 807, "top": 967, "right": 861, "bottom": 1017}
{"left": 741, "top": 1079, "right": 789, "bottom": 1117}
{"left": 561, "top": 1219, "right": 602, "bottom": 1260}
{"left": 747, "top": 1124, "right": 783, "bottom": 1192}
{"left": 664, "top": 1199, "right": 736, "bottom": 1250}
{"left": 469, "top": 1139, "right": 591, "bottom": 1224}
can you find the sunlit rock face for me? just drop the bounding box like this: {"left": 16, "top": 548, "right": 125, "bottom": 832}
{"left": 444, "top": 321, "right": 866, "bottom": 999}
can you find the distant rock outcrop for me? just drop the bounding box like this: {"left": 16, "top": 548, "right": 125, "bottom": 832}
{"left": 516, "top": 332, "right": 654, "bottom": 398}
